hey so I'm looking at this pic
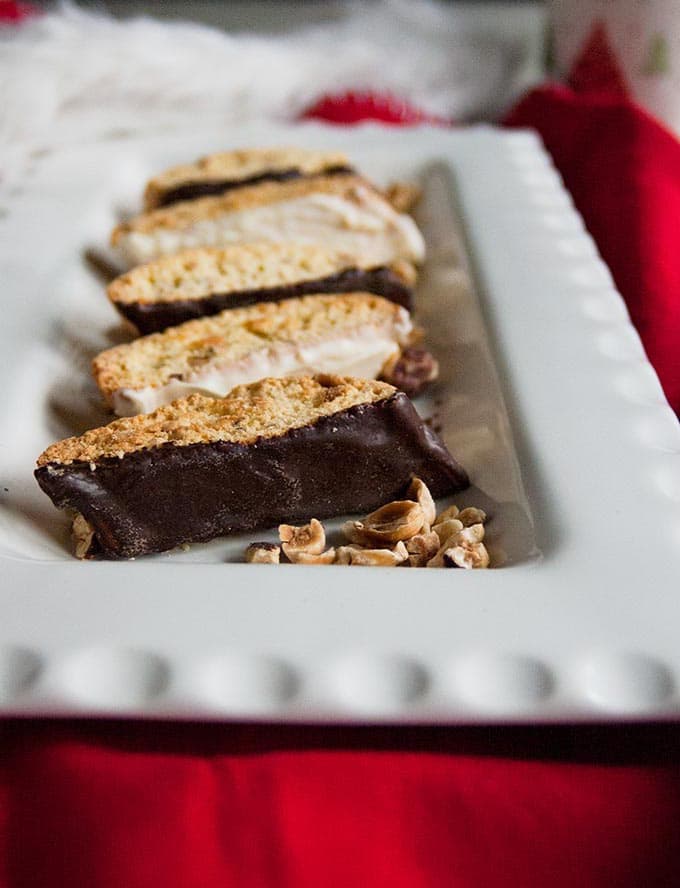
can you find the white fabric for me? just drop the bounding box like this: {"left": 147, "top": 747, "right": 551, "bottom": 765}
{"left": 0, "top": 0, "right": 535, "bottom": 189}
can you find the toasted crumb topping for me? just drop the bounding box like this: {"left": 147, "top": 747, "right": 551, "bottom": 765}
{"left": 112, "top": 175, "right": 381, "bottom": 242}
{"left": 144, "top": 147, "right": 350, "bottom": 209}
{"left": 93, "top": 292, "right": 410, "bottom": 396}
{"left": 36, "top": 375, "right": 396, "bottom": 465}
{"left": 108, "top": 243, "right": 384, "bottom": 306}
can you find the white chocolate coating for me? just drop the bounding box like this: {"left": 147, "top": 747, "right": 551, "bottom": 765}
{"left": 115, "top": 189, "right": 425, "bottom": 269}
{"left": 111, "top": 315, "right": 412, "bottom": 416}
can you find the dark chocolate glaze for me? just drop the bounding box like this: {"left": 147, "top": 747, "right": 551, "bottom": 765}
{"left": 116, "top": 266, "right": 413, "bottom": 334}
{"left": 35, "top": 394, "right": 468, "bottom": 560}
{"left": 155, "top": 165, "right": 355, "bottom": 208}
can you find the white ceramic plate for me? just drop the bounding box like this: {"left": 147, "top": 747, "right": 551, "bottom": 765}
{"left": 1, "top": 123, "right": 679, "bottom": 722}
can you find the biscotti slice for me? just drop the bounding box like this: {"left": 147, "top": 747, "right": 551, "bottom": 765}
{"left": 93, "top": 292, "right": 415, "bottom": 416}
{"left": 108, "top": 243, "right": 416, "bottom": 334}
{"left": 111, "top": 175, "right": 425, "bottom": 270}
{"left": 144, "top": 147, "right": 354, "bottom": 210}
{"left": 35, "top": 375, "right": 469, "bottom": 559}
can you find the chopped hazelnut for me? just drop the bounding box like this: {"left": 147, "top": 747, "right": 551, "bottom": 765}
{"left": 457, "top": 507, "right": 487, "bottom": 527}
{"left": 286, "top": 548, "right": 336, "bottom": 565}
{"left": 380, "top": 347, "right": 439, "bottom": 398}
{"left": 72, "top": 513, "right": 95, "bottom": 560}
{"left": 442, "top": 542, "right": 490, "bottom": 569}
{"left": 406, "top": 477, "right": 436, "bottom": 528}
{"left": 334, "top": 546, "right": 353, "bottom": 565}
{"left": 385, "top": 181, "right": 422, "bottom": 214}
{"left": 432, "top": 517, "right": 464, "bottom": 544}
{"left": 405, "top": 530, "right": 441, "bottom": 567}
{"left": 427, "top": 498, "right": 491, "bottom": 568}
{"left": 435, "top": 504, "right": 460, "bottom": 524}
{"left": 427, "top": 529, "right": 464, "bottom": 568}
{"left": 342, "top": 500, "right": 424, "bottom": 546}
{"left": 246, "top": 501, "right": 489, "bottom": 570}
{"left": 458, "top": 523, "right": 485, "bottom": 544}
{"left": 428, "top": 524, "right": 490, "bottom": 568}
{"left": 245, "top": 542, "right": 281, "bottom": 564}
{"left": 426, "top": 542, "right": 452, "bottom": 568}
{"left": 279, "top": 518, "right": 326, "bottom": 558}
{"left": 336, "top": 541, "right": 408, "bottom": 566}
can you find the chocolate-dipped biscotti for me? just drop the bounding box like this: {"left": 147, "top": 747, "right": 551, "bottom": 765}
{"left": 144, "top": 147, "right": 354, "bottom": 210}
{"left": 93, "top": 292, "right": 416, "bottom": 416}
{"left": 35, "top": 375, "right": 469, "bottom": 559}
{"left": 111, "top": 175, "right": 425, "bottom": 270}
{"left": 108, "top": 243, "right": 416, "bottom": 334}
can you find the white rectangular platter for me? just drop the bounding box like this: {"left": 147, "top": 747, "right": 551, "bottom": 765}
{"left": 1, "top": 123, "right": 679, "bottom": 722}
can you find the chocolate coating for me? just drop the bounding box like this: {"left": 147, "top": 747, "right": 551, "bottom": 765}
{"left": 156, "top": 165, "right": 355, "bottom": 208}
{"left": 116, "top": 266, "right": 414, "bottom": 334}
{"left": 35, "top": 394, "right": 468, "bottom": 559}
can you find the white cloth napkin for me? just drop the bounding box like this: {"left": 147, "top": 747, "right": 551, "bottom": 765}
{"left": 0, "top": 0, "right": 540, "bottom": 191}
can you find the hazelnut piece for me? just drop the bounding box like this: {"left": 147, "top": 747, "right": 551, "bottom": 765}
{"left": 443, "top": 542, "right": 490, "bottom": 569}
{"left": 380, "top": 348, "right": 439, "bottom": 398}
{"left": 279, "top": 518, "right": 326, "bottom": 558}
{"left": 245, "top": 542, "right": 281, "bottom": 564}
{"left": 435, "top": 505, "right": 460, "bottom": 524}
{"left": 458, "top": 523, "right": 485, "bottom": 544}
{"left": 385, "top": 181, "right": 422, "bottom": 213}
{"left": 336, "top": 541, "right": 408, "bottom": 566}
{"left": 405, "top": 530, "right": 441, "bottom": 567}
{"left": 72, "top": 513, "right": 96, "bottom": 560}
{"left": 406, "top": 477, "right": 436, "bottom": 528}
{"left": 428, "top": 524, "right": 490, "bottom": 568}
{"left": 457, "top": 507, "right": 487, "bottom": 527}
{"left": 286, "top": 548, "right": 336, "bottom": 565}
{"left": 432, "top": 518, "right": 464, "bottom": 545}
{"left": 342, "top": 501, "right": 424, "bottom": 546}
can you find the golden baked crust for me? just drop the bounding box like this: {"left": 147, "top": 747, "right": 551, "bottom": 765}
{"left": 144, "top": 147, "right": 351, "bottom": 210}
{"left": 36, "top": 375, "right": 396, "bottom": 465}
{"left": 107, "top": 243, "right": 403, "bottom": 307}
{"left": 112, "top": 175, "right": 379, "bottom": 243}
{"left": 93, "top": 292, "right": 409, "bottom": 398}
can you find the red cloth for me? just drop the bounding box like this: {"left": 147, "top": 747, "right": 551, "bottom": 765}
{"left": 3, "top": 720, "right": 680, "bottom": 888}
{"left": 4, "top": 63, "right": 680, "bottom": 888}
{"left": 0, "top": 2, "right": 35, "bottom": 24}
{"left": 303, "top": 91, "right": 450, "bottom": 127}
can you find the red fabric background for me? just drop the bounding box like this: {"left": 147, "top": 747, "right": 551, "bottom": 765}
{"left": 0, "top": 1, "right": 34, "bottom": 23}
{"left": 3, "top": 720, "right": 680, "bottom": 888}
{"left": 3, "top": 5, "right": 680, "bottom": 882}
